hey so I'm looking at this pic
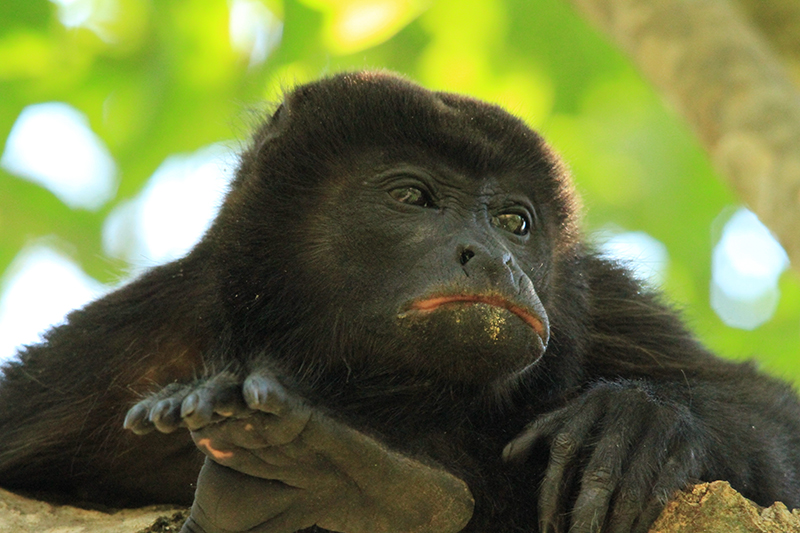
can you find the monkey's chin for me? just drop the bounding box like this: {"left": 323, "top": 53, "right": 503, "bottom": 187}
{"left": 396, "top": 302, "right": 546, "bottom": 384}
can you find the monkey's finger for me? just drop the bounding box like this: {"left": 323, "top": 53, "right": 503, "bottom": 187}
{"left": 243, "top": 370, "right": 291, "bottom": 415}
{"left": 150, "top": 396, "right": 186, "bottom": 433}
{"left": 502, "top": 401, "right": 587, "bottom": 463}
{"left": 569, "top": 401, "right": 647, "bottom": 533}
{"left": 617, "top": 462, "right": 689, "bottom": 533}
{"left": 123, "top": 402, "right": 155, "bottom": 435}
{"left": 124, "top": 383, "right": 190, "bottom": 434}
{"left": 608, "top": 422, "right": 701, "bottom": 533}
{"left": 536, "top": 402, "right": 602, "bottom": 533}
{"left": 502, "top": 413, "right": 563, "bottom": 463}
{"left": 630, "top": 447, "right": 698, "bottom": 533}
{"left": 209, "top": 373, "right": 250, "bottom": 417}
{"left": 502, "top": 400, "right": 586, "bottom": 462}
{"left": 181, "top": 373, "right": 249, "bottom": 430}
{"left": 604, "top": 416, "right": 678, "bottom": 533}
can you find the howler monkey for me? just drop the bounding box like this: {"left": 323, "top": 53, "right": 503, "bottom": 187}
{"left": 1, "top": 71, "right": 800, "bottom": 533}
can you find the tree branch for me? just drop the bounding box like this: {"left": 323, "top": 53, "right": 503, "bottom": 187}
{"left": 567, "top": 0, "right": 800, "bottom": 268}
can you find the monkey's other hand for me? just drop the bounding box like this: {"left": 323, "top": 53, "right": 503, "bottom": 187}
{"left": 124, "top": 371, "right": 474, "bottom": 533}
{"left": 502, "top": 379, "right": 705, "bottom": 533}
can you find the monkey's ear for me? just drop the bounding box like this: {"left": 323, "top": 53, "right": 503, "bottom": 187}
{"left": 268, "top": 102, "right": 288, "bottom": 127}
{"left": 247, "top": 100, "right": 291, "bottom": 169}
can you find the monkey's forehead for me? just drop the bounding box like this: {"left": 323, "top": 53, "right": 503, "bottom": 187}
{"left": 266, "top": 71, "right": 559, "bottom": 177}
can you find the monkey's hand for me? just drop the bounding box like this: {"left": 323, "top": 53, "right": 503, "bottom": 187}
{"left": 502, "top": 379, "right": 706, "bottom": 533}
{"left": 124, "top": 371, "right": 474, "bottom": 533}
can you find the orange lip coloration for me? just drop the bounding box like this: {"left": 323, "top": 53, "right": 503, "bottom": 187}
{"left": 409, "top": 295, "right": 548, "bottom": 342}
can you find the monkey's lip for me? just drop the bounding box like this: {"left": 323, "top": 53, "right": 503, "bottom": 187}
{"left": 404, "top": 294, "right": 548, "bottom": 342}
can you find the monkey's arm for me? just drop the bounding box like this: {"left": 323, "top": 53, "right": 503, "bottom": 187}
{"left": 125, "top": 371, "right": 474, "bottom": 533}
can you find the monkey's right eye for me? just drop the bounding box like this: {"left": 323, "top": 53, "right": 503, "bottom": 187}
{"left": 389, "top": 186, "right": 432, "bottom": 207}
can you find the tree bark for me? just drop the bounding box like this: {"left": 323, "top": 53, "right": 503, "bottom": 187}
{"left": 567, "top": 0, "right": 800, "bottom": 268}
{"left": 650, "top": 481, "right": 800, "bottom": 532}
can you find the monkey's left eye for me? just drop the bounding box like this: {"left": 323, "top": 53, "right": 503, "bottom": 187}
{"left": 492, "top": 213, "right": 529, "bottom": 236}
{"left": 389, "top": 186, "right": 432, "bottom": 207}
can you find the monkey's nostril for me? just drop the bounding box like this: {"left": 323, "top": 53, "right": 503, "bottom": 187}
{"left": 460, "top": 249, "right": 475, "bottom": 266}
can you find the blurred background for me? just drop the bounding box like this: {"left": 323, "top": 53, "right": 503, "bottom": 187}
{"left": 0, "top": 0, "right": 798, "bottom": 383}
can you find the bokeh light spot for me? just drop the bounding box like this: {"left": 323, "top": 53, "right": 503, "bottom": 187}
{"left": 103, "top": 145, "right": 236, "bottom": 269}
{"left": 1, "top": 102, "right": 117, "bottom": 211}
{"left": 0, "top": 245, "right": 107, "bottom": 364}
{"left": 229, "top": 0, "right": 283, "bottom": 66}
{"left": 711, "top": 208, "right": 789, "bottom": 329}
{"left": 598, "top": 228, "right": 669, "bottom": 287}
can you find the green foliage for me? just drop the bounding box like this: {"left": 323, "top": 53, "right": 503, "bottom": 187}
{"left": 1, "top": 0, "right": 798, "bottom": 381}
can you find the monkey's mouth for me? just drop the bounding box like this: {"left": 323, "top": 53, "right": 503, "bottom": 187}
{"left": 403, "top": 294, "right": 549, "bottom": 345}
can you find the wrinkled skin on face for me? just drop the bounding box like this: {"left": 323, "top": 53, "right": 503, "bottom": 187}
{"left": 309, "top": 160, "right": 552, "bottom": 385}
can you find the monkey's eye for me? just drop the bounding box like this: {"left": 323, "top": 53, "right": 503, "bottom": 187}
{"left": 492, "top": 213, "right": 529, "bottom": 236}
{"left": 389, "top": 186, "right": 432, "bottom": 207}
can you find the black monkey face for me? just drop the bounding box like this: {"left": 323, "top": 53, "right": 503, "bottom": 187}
{"left": 303, "top": 159, "right": 554, "bottom": 384}
{"left": 219, "top": 72, "right": 579, "bottom": 386}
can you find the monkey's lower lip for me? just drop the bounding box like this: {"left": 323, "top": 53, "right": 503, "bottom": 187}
{"left": 405, "top": 295, "right": 548, "bottom": 342}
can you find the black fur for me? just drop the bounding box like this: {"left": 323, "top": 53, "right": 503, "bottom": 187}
{"left": 1, "top": 71, "right": 799, "bottom": 532}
